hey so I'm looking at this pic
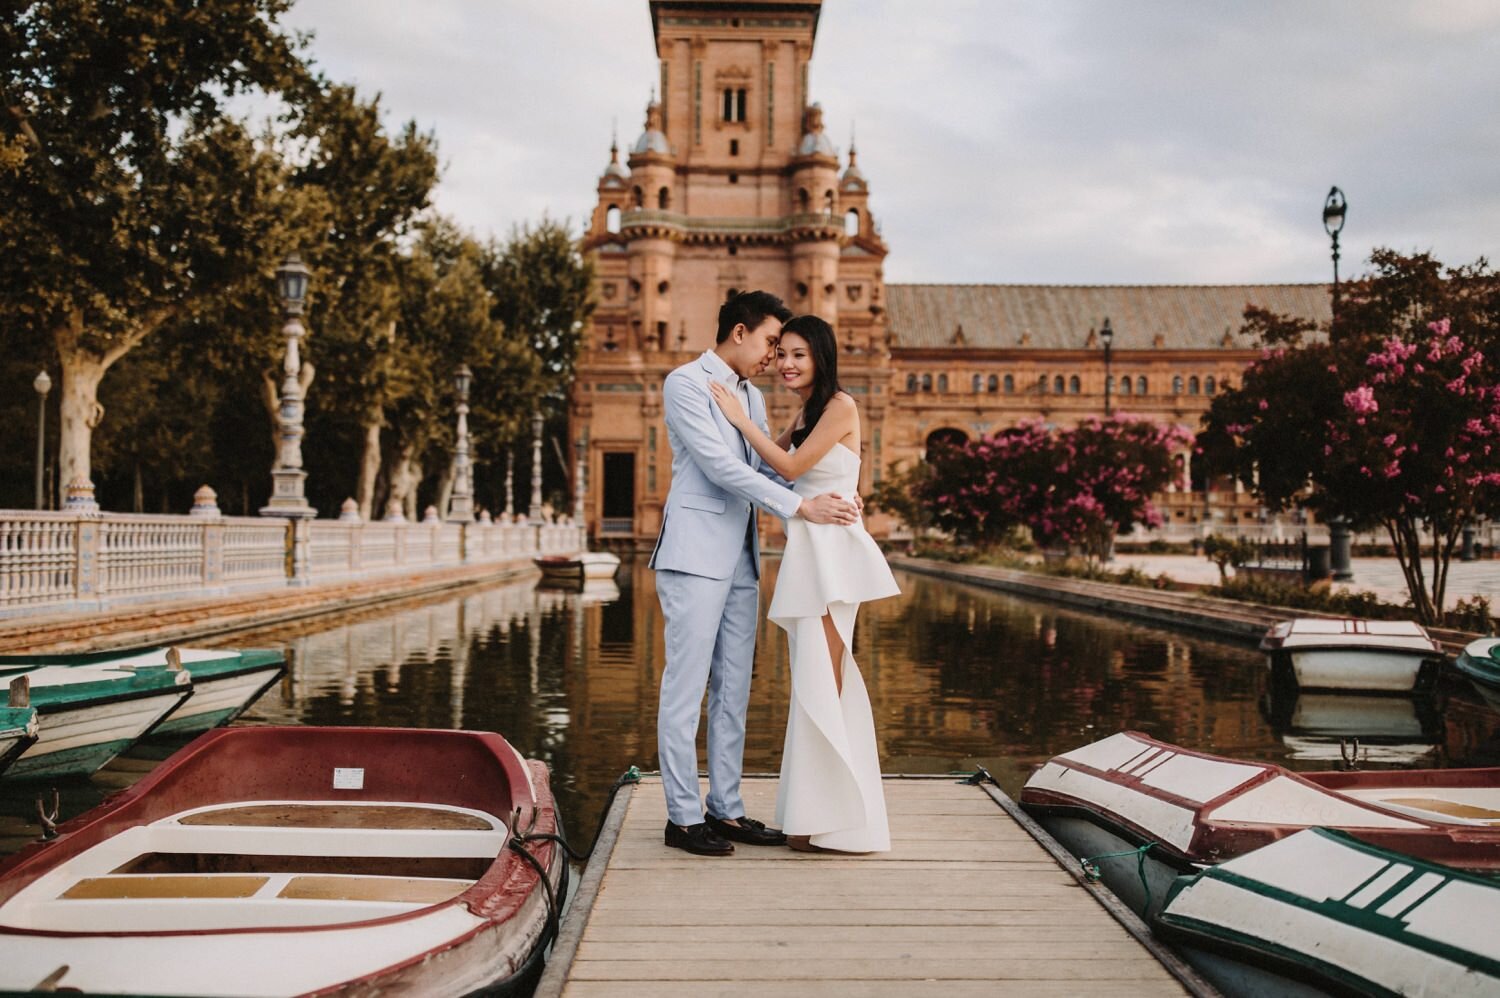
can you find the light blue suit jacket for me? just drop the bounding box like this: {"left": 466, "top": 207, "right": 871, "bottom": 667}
{"left": 649, "top": 351, "right": 802, "bottom": 580}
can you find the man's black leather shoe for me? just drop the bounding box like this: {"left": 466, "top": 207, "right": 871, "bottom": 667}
{"left": 664, "top": 821, "right": 734, "bottom": 856}
{"left": 705, "top": 813, "right": 788, "bottom": 846}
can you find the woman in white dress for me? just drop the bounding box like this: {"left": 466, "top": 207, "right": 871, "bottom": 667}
{"left": 709, "top": 315, "right": 900, "bottom": 853}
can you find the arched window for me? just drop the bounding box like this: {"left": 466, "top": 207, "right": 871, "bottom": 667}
{"left": 1205, "top": 376, "right": 1217, "bottom": 395}
{"left": 631, "top": 186, "right": 643, "bottom": 209}
{"left": 657, "top": 186, "right": 670, "bottom": 210}
{"left": 906, "top": 374, "right": 918, "bottom": 392}
{"left": 1137, "top": 376, "right": 1148, "bottom": 395}
{"left": 1172, "top": 375, "right": 1184, "bottom": 395}
{"left": 1002, "top": 374, "right": 1014, "bottom": 394}
{"left": 605, "top": 205, "right": 621, "bottom": 234}
{"left": 1039, "top": 374, "right": 1049, "bottom": 394}
{"left": 722, "top": 88, "right": 747, "bottom": 122}
{"left": 925, "top": 427, "right": 969, "bottom": 462}
{"left": 1069, "top": 376, "right": 1081, "bottom": 394}
{"left": 1120, "top": 377, "right": 1133, "bottom": 397}
{"left": 972, "top": 374, "right": 983, "bottom": 393}
{"left": 1053, "top": 375, "right": 1065, "bottom": 395}
{"left": 1188, "top": 376, "right": 1200, "bottom": 395}
{"left": 797, "top": 188, "right": 810, "bottom": 213}
{"left": 845, "top": 208, "right": 860, "bottom": 237}
{"left": 937, "top": 374, "right": 948, "bottom": 393}
{"left": 921, "top": 373, "right": 933, "bottom": 392}
{"left": 824, "top": 190, "right": 835, "bottom": 215}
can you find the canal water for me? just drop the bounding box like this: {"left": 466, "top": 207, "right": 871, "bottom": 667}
{"left": 4, "top": 558, "right": 1499, "bottom": 854}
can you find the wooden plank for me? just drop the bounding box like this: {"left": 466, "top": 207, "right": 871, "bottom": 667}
{"left": 549, "top": 777, "right": 1194, "bottom": 997}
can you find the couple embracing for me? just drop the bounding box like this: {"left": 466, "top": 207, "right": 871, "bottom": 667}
{"left": 649, "top": 290, "right": 900, "bottom": 857}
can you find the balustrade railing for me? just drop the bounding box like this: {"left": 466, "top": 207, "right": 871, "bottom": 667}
{"left": 0, "top": 509, "right": 584, "bottom": 617}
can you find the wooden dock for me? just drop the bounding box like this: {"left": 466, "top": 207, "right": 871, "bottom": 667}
{"left": 536, "top": 775, "right": 1213, "bottom": 997}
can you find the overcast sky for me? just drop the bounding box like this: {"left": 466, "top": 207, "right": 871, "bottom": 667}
{"left": 282, "top": 0, "right": 1500, "bottom": 285}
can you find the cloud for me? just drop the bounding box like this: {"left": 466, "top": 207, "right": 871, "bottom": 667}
{"left": 281, "top": 0, "right": 1499, "bottom": 283}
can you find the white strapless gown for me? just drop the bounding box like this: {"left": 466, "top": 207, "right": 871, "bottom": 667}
{"left": 770, "top": 442, "right": 900, "bottom": 852}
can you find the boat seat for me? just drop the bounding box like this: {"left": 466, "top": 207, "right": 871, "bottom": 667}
{"left": 277, "top": 875, "right": 472, "bottom": 904}
{"left": 63, "top": 875, "right": 269, "bottom": 900}
{"left": 1377, "top": 796, "right": 1500, "bottom": 823}
{"left": 177, "top": 804, "right": 495, "bottom": 831}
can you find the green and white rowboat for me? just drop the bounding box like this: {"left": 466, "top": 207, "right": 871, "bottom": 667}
{"left": 0, "top": 647, "right": 286, "bottom": 738}
{"left": 1158, "top": 827, "right": 1500, "bottom": 997}
{"left": 0, "top": 705, "right": 39, "bottom": 777}
{"left": 1, "top": 662, "right": 192, "bottom": 780}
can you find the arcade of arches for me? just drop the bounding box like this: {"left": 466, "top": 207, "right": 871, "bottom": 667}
{"left": 569, "top": 1, "right": 1332, "bottom": 544}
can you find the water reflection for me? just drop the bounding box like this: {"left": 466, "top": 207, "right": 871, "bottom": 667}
{"left": 1261, "top": 687, "right": 1441, "bottom": 765}
{"left": 5, "top": 558, "right": 1498, "bottom": 856}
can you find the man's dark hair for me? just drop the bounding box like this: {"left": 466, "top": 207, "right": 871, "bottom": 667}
{"left": 716, "top": 290, "right": 793, "bottom": 343}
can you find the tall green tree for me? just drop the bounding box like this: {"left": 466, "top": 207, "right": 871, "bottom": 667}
{"left": 0, "top": 0, "right": 307, "bottom": 491}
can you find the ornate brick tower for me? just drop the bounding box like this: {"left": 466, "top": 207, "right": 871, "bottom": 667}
{"left": 573, "top": 0, "right": 891, "bottom": 544}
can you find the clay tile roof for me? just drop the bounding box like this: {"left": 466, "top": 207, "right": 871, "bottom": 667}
{"left": 884, "top": 284, "right": 1332, "bottom": 351}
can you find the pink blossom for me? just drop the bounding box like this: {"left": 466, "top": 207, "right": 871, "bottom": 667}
{"left": 1382, "top": 434, "right": 1397, "bottom": 447}
{"left": 1344, "top": 386, "right": 1378, "bottom": 415}
{"left": 1258, "top": 399, "right": 1269, "bottom": 411}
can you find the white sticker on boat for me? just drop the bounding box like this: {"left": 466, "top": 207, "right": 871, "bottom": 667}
{"left": 333, "top": 768, "right": 365, "bottom": 790}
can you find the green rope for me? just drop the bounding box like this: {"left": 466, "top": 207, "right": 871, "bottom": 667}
{"left": 1080, "top": 842, "right": 1159, "bottom": 913}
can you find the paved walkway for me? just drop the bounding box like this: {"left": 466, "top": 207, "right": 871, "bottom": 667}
{"left": 1109, "top": 554, "right": 1499, "bottom": 607}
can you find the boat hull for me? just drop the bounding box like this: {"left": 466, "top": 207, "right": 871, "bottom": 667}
{"left": 7, "top": 685, "right": 192, "bottom": 780}
{"left": 0, "top": 726, "right": 564, "bottom": 996}
{"left": 1284, "top": 647, "right": 1437, "bottom": 692}
{"left": 1159, "top": 828, "right": 1500, "bottom": 998}
{"left": 151, "top": 662, "right": 284, "bottom": 737}
{"left": 1455, "top": 638, "right": 1500, "bottom": 691}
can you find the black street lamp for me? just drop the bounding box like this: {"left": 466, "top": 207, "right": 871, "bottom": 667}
{"left": 1100, "top": 317, "right": 1114, "bottom": 417}
{"left": 1322, "top": 186, "right": 1347, "bottom": 320}
{"left": 32, "top": 370, "right": 51, "bottom": 510}
{"left": 1322, "top": 187, "right": 1353, "bottom": 580}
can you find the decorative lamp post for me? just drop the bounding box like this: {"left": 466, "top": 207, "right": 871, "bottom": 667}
{"left": 32, "top": 370, "right": 51, "bottom": 510}
{"left": 259, "top": 252, "right": 317, "bottom": 519}
{"left": 504, "top": 451, "right": 515, "bottom": 518}
{"left": 448, "top": 364, "right": 475, "bottom": 522}
{"left": 1322, "top": 187, "right": 1353, "bottom": 580}
{"left": 1322, "top": 186, "right": 1347, "bottom": 320}
{"left": 573, "top": 436, "right": 587, "bottom": 524}
{"left": 528, "top": 409, "right": 544, "bottom": 520}
{"left": 1100, "top": 317, "right": 1114, "bottom": 418}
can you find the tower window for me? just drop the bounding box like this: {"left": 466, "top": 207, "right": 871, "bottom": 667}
{"left": 1137, "top": 376, "right": 1148, "bottom": 395}
{"left": 1003, "top": 374, "right": 1014, "bottom": 394}
{"left": 1189, "top": 376, "right": 1201, "bottom": 395}
{"left": 921, "top": 374, "right": 933, "bottom": 393}
{"left": 729, "top": 139, "right": 739, "bottom": 156}
{"left": 722, "top": 88, "right": 747, "bottom": 123}
{"left": 658, "top": 186, "right": 670, "bottom": 210}
{"left": 1053, "top": 375, "right": 1065, "bottom": 395}
{"left": 972, "top": 374, "right": 983, "bottom": 393}
{"left": 1205, "top": 376, "right": 1217, "bottom": 395}
{"left": 845, "top": 208, "right": 860, "bottom": 237}
{"left": 906, "top": 374, "right": 917, "bottom": 392}
{"left": 1069, "top": 376, "right": 1081, "bottom": 394}
{"left": 1173, "top": 375, "right": 1184, "bottom": 395}
{"left": 605, "top": 205, "right": 620, "bottom": 234}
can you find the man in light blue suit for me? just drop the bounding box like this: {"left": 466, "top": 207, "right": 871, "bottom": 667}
{"left": 651, "top": 290, "right": 858, "bottom": 856}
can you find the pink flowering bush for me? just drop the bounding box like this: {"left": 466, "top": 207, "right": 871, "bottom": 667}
{"left": 917, "top": 417, "right": 1187, "bottom": 563}
{"left": 1201, "top": 250, "right": 1500, "bottom": 624}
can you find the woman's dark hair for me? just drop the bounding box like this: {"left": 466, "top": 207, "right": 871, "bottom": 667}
{"left": 783, "top": 314, "right": 843, "bottom": 448}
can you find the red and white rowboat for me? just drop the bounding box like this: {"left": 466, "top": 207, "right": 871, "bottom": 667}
{"left": 1260, "top": 617, "right": 1443, "bottom": 692}
{"left": 1022, "top": 730, "right": 1500, "bottom": 872}
{"left": 0, "top": 726, "right": 564, "bottom": 996}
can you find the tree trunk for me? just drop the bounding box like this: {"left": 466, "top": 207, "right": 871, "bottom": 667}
{"left": 385, "top": 441, "right": 419, "bottom": 520}
{"left": 405, "top": 458, "right": 423, "bottom": 521}
{"left": 355, "top": 414, "right": 383, "bottom": 521}
{"left": 133, "top": 463, "right": 144, "bottom": 513}
{"left": 55, "top": 349, "right": 108, "bottom": 492}
{"left": 434, "top": 457, "right": 456, "bottom": 519}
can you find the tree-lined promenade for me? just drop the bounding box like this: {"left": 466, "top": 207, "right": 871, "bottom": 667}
{"left": 1, "top": 1, "right": 592, "bottom": 521}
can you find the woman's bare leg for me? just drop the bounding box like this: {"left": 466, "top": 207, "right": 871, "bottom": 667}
{"left": 821, "top": 611, "right": 846, "bottom": 696}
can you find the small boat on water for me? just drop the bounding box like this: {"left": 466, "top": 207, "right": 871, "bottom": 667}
{"left": 1, "top": 661, "right": 193, "bottom": 780}
{"left": 1158, "top": 828, "right": 1500, "bottom": 997}
{"left": 1455, "top": 636, "right": 1500, "bottom": 692}
{"left": 1260, "top": 617, "right": 1444, "bottom": 692}
{"left": 534, "top": 551, "right": 620, "bottom": 582}
{"left": 1021, "top": 731, "right": 1500, "bottom": 917}
{"left": 0, "top": 725, "right": 565, "bottom": 996}
{"left": 0, "top": 704, "right": 39, "bottom": 776}
{"left": 0, "top": 646, "right": 286, "bottom": 739}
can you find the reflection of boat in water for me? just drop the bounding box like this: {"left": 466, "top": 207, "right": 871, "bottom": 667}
{"left": 1158, "top": 828, "right": 1500, "bottom": 998}
{"left": 1260, "top": 617, "right": 1443, "bottom": 692}
{"left": 533, "top": 552, "right": 620, "bottom": 582}
{"left": 1261, "top": 685, "right": 1440, "bottom": 765}
{"left": 534, "top": 576, "right": 620, "bottom": 605}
